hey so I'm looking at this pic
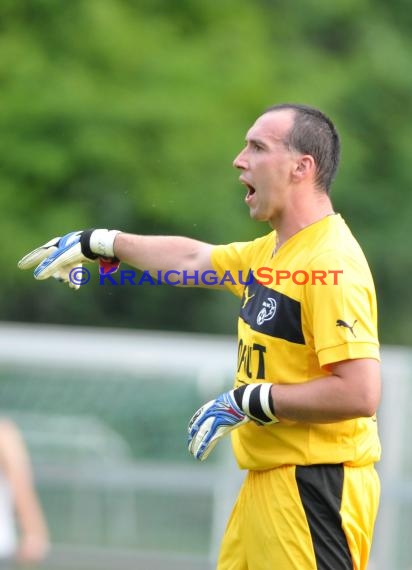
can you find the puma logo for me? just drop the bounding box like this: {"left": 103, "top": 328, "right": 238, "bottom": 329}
{"left": 242, "top": 286, "right": 255, "bottom": 309}
{"left": 336, "top": 319, "right": 358, "bottom": 337}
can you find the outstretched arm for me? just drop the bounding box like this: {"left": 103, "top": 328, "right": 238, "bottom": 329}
{"left": 113, "top": 233, "right": 215, "bottom": 275}
{"left": 18, "top": 230, "right": 217, "bottom": 288}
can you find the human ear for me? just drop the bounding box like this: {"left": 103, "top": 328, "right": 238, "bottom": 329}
{"left": 292, "top": 155, "right": 315, "bottom": 182}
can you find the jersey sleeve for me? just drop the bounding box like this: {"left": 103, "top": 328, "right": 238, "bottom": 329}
{"left": 305, "top": 251, "right": 380, "bottom": 370}
{"left": 210, "top": 240, "right": 256, "bottom": 298}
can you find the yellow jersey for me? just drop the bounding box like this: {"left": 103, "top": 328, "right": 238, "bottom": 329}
{"left": 211, "top": 214, "right": 381, "bottom": 470}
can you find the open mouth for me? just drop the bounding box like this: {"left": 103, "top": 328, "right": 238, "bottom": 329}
{"left": 246, "top": 184, "right": 255, "bottom": 196}
{"left": 240, "top": 177, "right": 256, "bottom": 200}
{"left": 245, "top": 183, "right": 256, "bottom": 201}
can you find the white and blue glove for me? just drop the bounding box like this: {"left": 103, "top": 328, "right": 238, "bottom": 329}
{"left": 188, "top": 383, "right": 279, "bottom": 461}
{"left": 17, "top": 229, "right": 121, "bottom": 289}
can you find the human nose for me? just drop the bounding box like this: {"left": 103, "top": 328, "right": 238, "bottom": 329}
{"left": 233, "top": 147, "right": 248, "bottom": 170}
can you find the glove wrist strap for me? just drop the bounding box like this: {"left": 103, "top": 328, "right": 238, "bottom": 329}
{"left": 233, "top": 383, "right": 279, "bottom": 424}
{"left": 81, "top": 229, "right": 121, "bottom": 259}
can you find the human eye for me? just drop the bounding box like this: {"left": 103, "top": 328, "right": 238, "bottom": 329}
{"left": 251, "top": 141, "right": 264, "bottom": 152}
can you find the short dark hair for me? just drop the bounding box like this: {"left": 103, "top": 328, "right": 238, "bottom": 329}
{"left": 264, "top": 103, "right": 341, "bottom": 193}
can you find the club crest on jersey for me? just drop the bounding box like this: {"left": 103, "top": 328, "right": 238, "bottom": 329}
{"left": 257, "top": 297, "right": 277, "bottom": 325}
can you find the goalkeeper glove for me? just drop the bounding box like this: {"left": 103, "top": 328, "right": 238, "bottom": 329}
{"left": 17, "top": 229, "right": 121, "bottom": 289}
{"left": 187, "top": 383, "right": 279, "bottom": 461}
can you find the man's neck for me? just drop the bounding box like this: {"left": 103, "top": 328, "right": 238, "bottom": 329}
{"left": 270, "top": 191, "right": 334, "bottom": 249}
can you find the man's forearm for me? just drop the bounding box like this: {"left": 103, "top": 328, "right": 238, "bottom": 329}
{"left": 114, "top": 234, "right": 214, "bottom": 274}
{"left": 270, "top": 359, "right": 381, "bottom": 423}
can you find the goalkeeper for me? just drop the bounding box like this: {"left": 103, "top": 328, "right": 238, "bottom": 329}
{"left": 19, "top": 104, "right": 381, "bottom": 570}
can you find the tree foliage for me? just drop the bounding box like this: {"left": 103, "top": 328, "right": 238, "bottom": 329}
{"left": 1, "top": 0, "right": 411, "bottom": 344}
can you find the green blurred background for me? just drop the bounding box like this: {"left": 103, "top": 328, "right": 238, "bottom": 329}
{"left": 1, "top": 0, "right": 411, "bottom": 344}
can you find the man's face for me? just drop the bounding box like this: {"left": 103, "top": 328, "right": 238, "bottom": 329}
{"left": 233, "top": 110, "right": 297, "bottom": 225}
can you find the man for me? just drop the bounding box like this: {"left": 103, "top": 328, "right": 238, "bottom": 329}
{"left": 18, "top": 104, "right": 381, "bottom": 569}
